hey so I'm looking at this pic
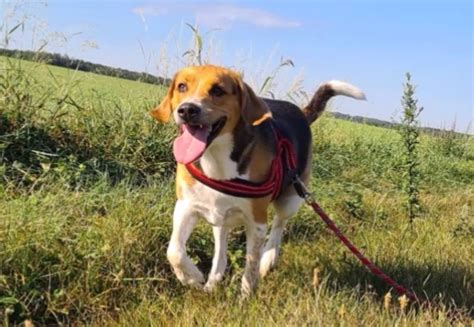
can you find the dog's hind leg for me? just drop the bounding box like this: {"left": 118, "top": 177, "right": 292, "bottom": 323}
{"left": 204, "top": 226, "right": 229, "bottom": 292}
{"left": 260, "top": 194, "right": 304, "bottom": 278}
{"left": 167, "top": 200, "right": 205, "bottom": 287}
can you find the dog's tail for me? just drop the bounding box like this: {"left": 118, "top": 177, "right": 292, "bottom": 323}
{"left": 303, "top": 80, "right": 366, "bottom": 124}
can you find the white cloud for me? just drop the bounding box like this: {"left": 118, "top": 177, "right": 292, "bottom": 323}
{"left": 132, "top": 3, "right": 302, "bottom": 29}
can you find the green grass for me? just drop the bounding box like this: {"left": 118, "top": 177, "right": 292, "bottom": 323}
{"left": 1, "top": 56, "right": 473, "bottom": 326}
{"left": 0, "top": 55, "right": 162, "bottom": 103}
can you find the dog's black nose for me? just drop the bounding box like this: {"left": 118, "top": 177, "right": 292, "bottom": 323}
{"left": 177, "top": 103, "right": 201, "bottom": 122}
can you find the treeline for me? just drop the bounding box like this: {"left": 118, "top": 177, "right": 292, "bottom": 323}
{"left": 330, "top": 112, "right": 463, "bottom": 136}
{"left": 0, "top": 48, "right": 170, "bottom": 86}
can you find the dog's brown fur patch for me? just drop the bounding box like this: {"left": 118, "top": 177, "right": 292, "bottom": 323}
{"left": 302, "top": 84, "right": 335, "bottom": 123}
{"left": 248, "top": 144, "right": 273, "bottom": 182}
{"left": 176, "top": 163, "right": 195, "bottom": 199}
{"left": 251, "top": 196, "right": 271, "bottom": 223}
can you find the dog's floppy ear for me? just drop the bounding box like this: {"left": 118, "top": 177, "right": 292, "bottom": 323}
{"left": 240, "top": 82, "right": 272, "bottom": 126}
{"left": 150, "top": 75, "right": 176, "bottom": 123}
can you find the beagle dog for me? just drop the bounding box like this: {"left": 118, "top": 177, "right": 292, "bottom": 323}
{"left": 150, "top": 65, "right": 365, "bottom": 295}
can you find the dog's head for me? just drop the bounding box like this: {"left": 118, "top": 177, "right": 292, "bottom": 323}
{"left": 150, "top": 65, "right": 271, "bottom": 164}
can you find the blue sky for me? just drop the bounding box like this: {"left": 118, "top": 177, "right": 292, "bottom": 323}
{"left": 3, "top": 0, "right": 472, "bottom": 131}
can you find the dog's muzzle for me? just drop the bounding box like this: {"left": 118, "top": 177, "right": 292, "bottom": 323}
{"left": 177, "top": 103, "right": 201, "bottom": 123}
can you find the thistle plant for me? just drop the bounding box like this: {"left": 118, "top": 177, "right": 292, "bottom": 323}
{"left": 399, "top": 73, "right": 423, "bottom": 222}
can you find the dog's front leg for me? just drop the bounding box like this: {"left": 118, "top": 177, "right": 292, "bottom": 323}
{"left": 241, "top": 222, "right": 267, "bottom": 297}
{"left": 167, "top": 200, "right": 205, "bottom": 287}
{"left": 204, "top": 226, "right": 229, "bottom": 292}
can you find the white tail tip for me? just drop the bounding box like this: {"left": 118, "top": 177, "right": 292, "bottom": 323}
{"left": 326, "top": 80, "right": 367, "bottom": 101}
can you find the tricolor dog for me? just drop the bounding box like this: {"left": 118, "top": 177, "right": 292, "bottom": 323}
{"left": 150, "top": 65, "right": 365, "bottom": 295}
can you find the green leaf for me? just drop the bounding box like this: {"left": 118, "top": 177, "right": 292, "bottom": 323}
{"left": 0, "top": 297, "right": 19, "bottom": 305}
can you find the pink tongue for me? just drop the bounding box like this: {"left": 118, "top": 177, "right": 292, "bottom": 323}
{"left": 173, "top": 125, "right": 209, "bottom": 164}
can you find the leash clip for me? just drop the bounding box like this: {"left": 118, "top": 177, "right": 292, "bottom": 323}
{"left": 291, "top": 174, "right": 315, "bottom": 204}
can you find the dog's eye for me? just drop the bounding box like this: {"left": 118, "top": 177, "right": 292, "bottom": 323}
{"left": 209, "top": 85, "right": 225, "bottom": 97}
{"left": 177, "top": 83, "right": 187, "bottom": 93}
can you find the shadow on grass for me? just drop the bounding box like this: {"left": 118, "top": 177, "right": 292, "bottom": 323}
{"left": 0, "top": 114, "right": 174, "bottom": 189}
{"left": 284, "top": 213, "right": 472, "bottom": 312}
{"left": 323, "top": 259, "right": 473, "bottom": 313}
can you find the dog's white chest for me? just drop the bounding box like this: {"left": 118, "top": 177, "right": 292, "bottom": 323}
{"left": 184, "top": 183, "right": 251, "bottom": 227}
{"left": 178, "top": 133, "right": 254, "bottom": 227}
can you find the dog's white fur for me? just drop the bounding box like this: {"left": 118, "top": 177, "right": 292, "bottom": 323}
{"left": 167, "top": 132, "right": 304, "bottom": 295}
{"left": 327, "top": 80, "right": 366, "bottom": 100}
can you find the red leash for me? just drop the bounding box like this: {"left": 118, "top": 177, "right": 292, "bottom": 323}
{"left": 293, "top": 178, "right": 422, "bottom": 304}
{"left": 186, "top": 122, "right": 422, "bottom": 304}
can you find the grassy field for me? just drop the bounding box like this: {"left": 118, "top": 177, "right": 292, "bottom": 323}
{"left": 0, "top": 56, "right": 473, "bottom": 326}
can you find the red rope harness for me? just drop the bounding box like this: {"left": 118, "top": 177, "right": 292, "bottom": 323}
{"left": 185, "top": 125, "right": 297, "bottom": 200}
{"left": 185, "top": 123, "right": 422, "bottom": 304}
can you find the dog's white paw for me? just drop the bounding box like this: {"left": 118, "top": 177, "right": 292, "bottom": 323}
{"left": 204, "top": 273, "right": 225, "bottom": 292}
{"left": 259, "top": 248, "right": 278, "bottom": 278}
{"left": 241, "top": 276, "right": 255, "bottom": 298}
{"left": 203, "top": 281, "right": 217, "bottom": 293}
{"left": 175, "top": 269, "right": 205, "bottom": 288}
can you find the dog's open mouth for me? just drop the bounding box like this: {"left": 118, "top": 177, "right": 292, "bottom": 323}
{"left": 173, "top": 117, "right": 227, "bottom": 164}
